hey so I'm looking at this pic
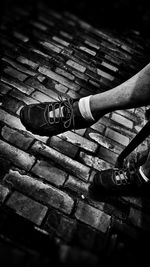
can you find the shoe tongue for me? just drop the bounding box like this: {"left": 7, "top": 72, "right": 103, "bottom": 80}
{"left": 49, "top": 106, "right": 64, "bottom": 118}
{"left": 63, "top": 106, "right": 71, "bottom": 119}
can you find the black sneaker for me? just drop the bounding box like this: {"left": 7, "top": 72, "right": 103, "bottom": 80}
{"left": 20, "top": 95, "right": 94, "bottom": 136}
{"left": 93, "top": 163, "right": 148, "bottom": 192}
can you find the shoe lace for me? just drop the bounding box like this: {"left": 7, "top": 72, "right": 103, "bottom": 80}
{"left": 46, "top": 93, "right": 75, "bottom": 130}
{"left": 114, "top": 166, "right": 136, "bottom": 186}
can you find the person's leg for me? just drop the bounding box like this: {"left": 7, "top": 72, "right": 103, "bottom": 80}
{"left": 90, "top": 62, "right": 150, "bottom": 119}
{"left": 20, "top": 63, "right": 150, "bottom": 136}
{"left": 91, "top": 63, "right": 150, "bottom": 192}
{"left": 93, "top": 144, "right": 150, "bottom": 192}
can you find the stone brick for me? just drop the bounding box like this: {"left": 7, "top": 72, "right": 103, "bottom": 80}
{"left": 0, "top": 139, "right": 35, "bottom": 171}
{"left": 55, "top": 84, "right": 68, "bottom": 94}
{"left": 104, "top": 201, "right": 129, "bottom": 220}
{"left": 100, "top": 76, "right": 114, "bottom": 88}
{"left": 100, "top": 117, "right": 136, "bottom": 139}
{"left": 31, "top": 160, "right": 67, "bottom": 186}
{"left": 134, "top": 125, "right": 143, "bottom": 134}
{"left": 101, "top": 40, "right": 131, "bottom": 60}
{"left": 111, "top": 113, "right": 133, "bottom": 129}
{"left": 64, "top": 175, "right": 89, "bottom": 197}
{"left": 67, "top": 90, "right": 81, "bottom": 99}
{"left": 101, "top": 61, "right": 118, "bottom": 72}
{"left": 73, "top": 222, "right": 96, "bottom": 250}
{"left": 2, "top": 57, "right": 37, "bottom": 76}
{"left": 73, "top": 51, "right": 91, "bottom": 68}
{"left": 58, "top": 131, "right": 98, "bottom": 153}
{"left": 38, "top": 14, "right": 55, "bottom": 27}
{"left": 13, "top": 6, "right": 29, "bottom": 16}
{"left": 104, "top": 54, "right": 121, "bottom": 66}
{"left": 1, "top": 76, "right": 35, "bottom": 95}
{"left": 90, "top": 122, "right": 105, "bottom": 134}
{"left": 86, "top": 69, "right": 101, "bottom": 82}
{"left": 84, "top": 39, "right": 100, "bottom": 50}
{"left": 75, "top": 201, "right": 111, "bottom": 233}
{"left": 111, "top": 217, "right": 141, "bottom": 241}
{"left": 122, "top": 196, "right": 146, "bottom": 210}
{"left": 79, "top": 46, "right": 96, "bottom": 56}
{"left": 1, "top": 125, "right": 34, "bottom": 150}
{"left": 1, "top": 95, "right": 24, "bottom": 114}
{"left": 0, "top": 82, "right": 12, "bottom": 94}
{"left": 73, "top": 89, "right": 84, "bottom": 98}
{"left": 71, "top": 70, "right": 89, "bottom": 81}
{"left": 89, "top": 79, "right": 101, "bottom": 89}
{"left": 3, "top": 66, "right": 28, "bottom": 82}
{"left": 39, "top": 66, "right": 80, "bottom": 91}
{"left": 31, "top": 90, "right": 55, "bottom": 102}
{"left": 55, "top": 67, "right": 74, "bottom": 80}
{"left": 61, "top": 47, "right": 73, "bottom": 56}
{"left": 128, "top": 207, "right": 150, "bottom": 232}
{"left": 31, "top": 48, "right": 52, "bottom": 60}
{"left": 25, "top": 77, "right": 59, "bottom": 100}
{"left": 78, "top": 19, "right": 92, "bottom": 30}
{"left": 39, "top": 41, "right": 62, "bottom": 53}
{"left": 59, "top": 30, "right": 73, "bottom": 40}
{"left": 105, "top": 128, "right": 129, "bottom": 146}
{"left": 10, "top": 89, "right": 39, "bottom": 105}
{"left": 42, "top": 208, "right": 62, "bottom": 233}
{"left": 0, "top": 108, "right": 48, "bottom": 143}
{"left": 75, "top": 128, "right": 86, "bottom": 136}
{"left": 79, "top": 151, "right": 113, "bottom": 171}
{"left": 13, "top": 31, "right": 29, "bottom": 42}
{"left": 66, "top": 60, "right": 86, "bottom": 73}
{"left": 52, "top": 36, "right": 69, "bottom": 47}
{"left": 0, "top": 37, "right": 16, "bottom": 50}
{"left": 2, "top": 46, "right": 18, "bottom": 59}
{"left": 0, "top": 184, "right": 10, "bottom": 203}
{"left": 31, "top": 141, "right": 90, "bottom": 181}
{"left": 0, "top": 108, "right": 27, "bottom": 131}
{"left": 0, "top": 156, "right": 12, "bottom": 179}
{"left": 59, "top": 244, "right": 98, "bottom": 266}
{"left": 44, "top": 209, "right": 76, "bottom": 242}
{"left": 86, "top": 129, "right": 123, "bottom": 154}
{"left": 58, "top": 216, "right": 76, "bottom": 242}
{"left": 98, "top": 146, "right": 118, "bottom": 165}
{"left": 17, "top": 56, "right": 39, "bottom": 69}
{"left": 121, "top": 44, "right": 135, "bottom": 54}
{"left": 4, "top": 169, "right": 74, "bottom": 214}
{"left": 31, "top": 20, "right": 47, "bottom": 31}
{"left": 97, "top": 68, "right": 115, "bottom": 81}
{"left": 74, "top": 78, "right": 89, "bottom": 91}
{"left": 6, "top": 191, "right": 48, "bottom": 226}
{"left": 37, "top": 75, "right": 46, "bottom": 82}
{"left": 115, "top": 109, "right": 140, "bottom": 123}
{"left": 49, "top": 136, "right": 78, "bottom": 158}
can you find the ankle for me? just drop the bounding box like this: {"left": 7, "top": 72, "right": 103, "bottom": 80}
{"left": 73, "top": 100, "right": 81, "bottom": 117}
{"left": 78, "top": 95, "right": 95, "bottom": 122}
{"left": 90, "top": 95, "right": 106, "bottom": 120}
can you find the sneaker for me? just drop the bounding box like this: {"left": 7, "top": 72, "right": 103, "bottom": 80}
{"left": 20, "top": 95, "right": 93, "bottom": 136}
{"left": 93, "top": 157, "right": 149, "bottom": 192}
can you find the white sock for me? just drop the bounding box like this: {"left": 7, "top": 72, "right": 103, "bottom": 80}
{"left": 78, "top": 95, "right": 95, "bottom": 122}
{"left": 139, "top": 166, "right": 150, "bottom": 182}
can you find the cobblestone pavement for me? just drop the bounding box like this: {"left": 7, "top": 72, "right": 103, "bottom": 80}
{"left": 1, "top": 0, "right": 150, "bottom": 266}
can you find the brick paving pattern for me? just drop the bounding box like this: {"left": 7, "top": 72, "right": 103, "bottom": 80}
{"left": 1, "top": 0, "right": 150, "bottom": 266}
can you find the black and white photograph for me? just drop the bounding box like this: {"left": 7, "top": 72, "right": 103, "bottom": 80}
{"left": 0, "top": 0, "right": 150, "bottom": 266}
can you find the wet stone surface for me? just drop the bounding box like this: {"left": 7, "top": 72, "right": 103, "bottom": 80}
{"left": 1, "top": 0, "right": 150, "bottom": 266}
